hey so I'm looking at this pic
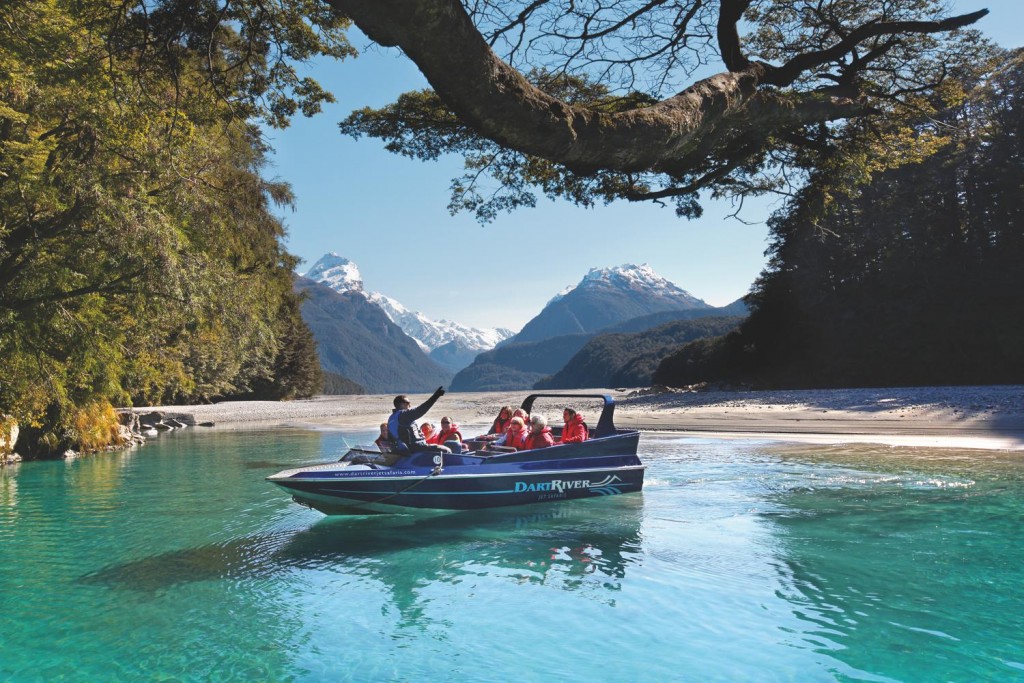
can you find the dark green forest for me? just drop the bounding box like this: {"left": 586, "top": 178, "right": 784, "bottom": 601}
{"left": 1, "top": 0, "right": 342, "bottom": 455}
{"left": 656, "top": 51, "right": 1024, "bottom": 389}
{"left": 538, "top": 316, "right": 743, "bottom": 390}
{"left": 322, "top": 371, "right": 366, "bottom": 395}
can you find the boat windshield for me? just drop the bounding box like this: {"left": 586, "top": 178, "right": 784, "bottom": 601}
{"left": 339, "top": 447, "right": 402, "bottom": 467}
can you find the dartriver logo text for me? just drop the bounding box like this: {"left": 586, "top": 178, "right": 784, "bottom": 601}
{"left": 514, "top": 479, "right": 588, "bottom": 493}
{"left": 513, "top": 475, "right": 624, "bottom": 495}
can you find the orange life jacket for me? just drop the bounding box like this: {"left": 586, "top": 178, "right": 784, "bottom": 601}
{"left": 435, "top": 424, "right": 463, "bottom": 444}
{"left": 559, "top": 415, "right": 588, "bottom": 443}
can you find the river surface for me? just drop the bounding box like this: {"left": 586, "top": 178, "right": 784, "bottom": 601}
{"left": 1, "top": 428, "right": 1022, "bottom": 682}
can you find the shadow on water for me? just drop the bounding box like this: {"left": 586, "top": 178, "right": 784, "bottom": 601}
{"left": 78, "top": 496, "right": 645, "bottom": 604}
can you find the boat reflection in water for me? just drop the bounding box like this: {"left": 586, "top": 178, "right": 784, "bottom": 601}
{"left": 78, "top": 496, "right": 645, "bottom": 616}
{"left": 267, "top": 394, "right": 645, "bottom": 514}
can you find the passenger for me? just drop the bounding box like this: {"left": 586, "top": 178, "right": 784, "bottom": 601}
{"left": 388, "top": 387, "right": 450, "bottom": 453}
{"left": 435, "top": 417, "right": 463, "bottom": 451}
{"left": 487, "top": 406, "right": 513, "bottom": 436}
{"left": 559, "top": 408, "right": 588, "bottom": 444}
{"left": 523, "top": 414, "right": 555, "bottom": 450}
{"left": 374, "top": 422, "right": 393, "bottom": 453}
{"left": 494, "top": 416, "right": 529, "bottom": 450}
{"left": 421, "top": 422, "right": 438, "bottom": 444}
{"left": 512, "top": 408, "right": 530, "bottom": 425}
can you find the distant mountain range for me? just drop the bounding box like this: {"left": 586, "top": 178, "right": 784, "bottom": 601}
{"left": 298, "top": 256, "right": 748, "bottom": 394}
{"left": 304, "top": 253, "right": 514, "bottom": 372}
{"left": 451, "top": 264, "right": 748, "bottom": 391}
{"left": 296, "top": 277, "right": 450, "bottom": 393}
{"left": 451, "top": 306, "right": 747, "bottom": 391}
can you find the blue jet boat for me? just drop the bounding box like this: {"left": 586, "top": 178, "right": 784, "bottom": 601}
{"left": 267, "top": 393, "right": 644, "bottom": 514}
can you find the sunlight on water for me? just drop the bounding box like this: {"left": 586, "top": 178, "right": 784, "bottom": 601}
{"left": 1, "top": 429, "right": 1022, "bottom": 681}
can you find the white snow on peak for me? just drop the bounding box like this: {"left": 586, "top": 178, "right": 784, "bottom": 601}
{"left": 305, "top": 253, "right": 515, "bottom": 352}
{"left": 303, "top": 253, "right": 363, "bottom": 293}
{"left": 577, "top": 263, "right": 705, "bottom": 302}
{"left": 546, "top": 283, "right": 576, "bottom": 306}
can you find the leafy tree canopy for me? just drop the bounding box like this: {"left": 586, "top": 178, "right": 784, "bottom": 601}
{"left": 332, "top": 0, "right": 999, "bottom": 221}
{"left": 1, "top": 0, "right": 340, "bottom": 452}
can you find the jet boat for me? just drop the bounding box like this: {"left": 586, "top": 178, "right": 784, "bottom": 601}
{"left": 267, "top": 393, "right": 644, "bottom": 514}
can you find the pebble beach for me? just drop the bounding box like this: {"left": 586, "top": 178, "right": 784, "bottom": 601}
{"left": 139, "top": 384, "right": 1024, "bottom": 451}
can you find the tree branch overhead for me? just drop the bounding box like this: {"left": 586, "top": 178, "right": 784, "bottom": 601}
{"left": 330, "top": 0, "right": 992, "bottom": 218}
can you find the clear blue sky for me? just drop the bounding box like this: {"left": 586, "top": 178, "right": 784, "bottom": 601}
{"left": 267, "top": 1, "right": 1021, "bottom": 331}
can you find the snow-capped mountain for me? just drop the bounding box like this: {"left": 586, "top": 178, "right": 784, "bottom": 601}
{"left": 365, "top": 292, "right": 512, "bottom": 352}
{"left": 296, "top": 277, "right": 451, "bottom": 393}
{"left": 550, "top": 263, "right": 705, "bottom": 305}
{"left": 303, "top": 253, "right": 515, "bottom": 358}
{"left": 304, "top": 253, "right": 365, "bottom": 293}
{"left": 513, "top": 263, "right": 713, "bottom": 344}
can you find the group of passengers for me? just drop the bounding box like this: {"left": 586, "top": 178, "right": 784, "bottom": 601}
{"left": 374, "top": 387, "right": 589, "bottom": 455}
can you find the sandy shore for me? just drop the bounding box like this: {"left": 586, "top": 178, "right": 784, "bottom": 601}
{"left": 138, "top": 385, "right": 1024, "bottom": 451}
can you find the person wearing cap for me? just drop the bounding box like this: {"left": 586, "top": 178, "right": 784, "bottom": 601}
{"left": 388, "top": 386, "right": 449, "bottom": 452}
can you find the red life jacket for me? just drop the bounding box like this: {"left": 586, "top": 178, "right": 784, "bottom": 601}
{"left": 560, "top": 415, "right": 588, "bottom": 443}
{"left": 435, "top": 424, "right": 463, "bottom": 444}
{"left": 490, "top": 415, "right": 510, "bottom": 435}
{"left": 504, "top": 427, "right": 529, "bottom": 450}
{"left": 421, "top": 425, "right": 440, "bottom": 444}
{"left": 524, "top": 427, "right": 554, "bottom": 450}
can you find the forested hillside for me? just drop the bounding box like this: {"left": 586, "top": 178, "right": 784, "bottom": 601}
{"left": 656, "top": 51, "right": 1024, "bottom": 389}
{"left": 537, "top": 316, "right": 743, "bottom": 389}
{"left": 0, "top": 0, "right": 345, "bottom": 455}
{"left": 451, "top": 334, "right": 592, "bottom": 391}
{"left": 453, "top": 305, "right": 746, "bottom": 391}
{"left": 322, "top": 372, "right": 367, "bottom": 395}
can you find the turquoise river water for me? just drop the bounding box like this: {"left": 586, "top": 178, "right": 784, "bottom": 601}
{"left": 1, "top": 427, "right": 1023, "bottom": 682}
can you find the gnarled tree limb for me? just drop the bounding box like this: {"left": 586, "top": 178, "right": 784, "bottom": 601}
{"left": 329, "top": 0, "right": 985, "bottom": 179}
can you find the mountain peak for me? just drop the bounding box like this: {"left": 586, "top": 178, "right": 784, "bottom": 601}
{"left": 304, "top": 253, "right": 363, "bottom": 292}
{"left": 583, "top": 263, "right": 674, "bottom": 289}
{"left": 304, "top": 252, "right": 515, "bottom": 361}
{"left": 547, "top": 263, "right": 695, "bottom": 306}
{"left": 513, "top": 262, "right": 711, "bottom": 344}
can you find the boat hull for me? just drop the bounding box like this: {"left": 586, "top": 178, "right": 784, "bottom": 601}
{"left": 271, "top": 463, "right": 645, "bottom": 514}
{"left": 268, "top": 394, "right": 645, "bottom": 514}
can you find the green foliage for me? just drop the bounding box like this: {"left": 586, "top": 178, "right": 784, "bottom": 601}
{"left": 539, "top": 316, "right": 744, "bottom": 390}
{"left": 339, "top": 75, "right": 668, "bottom": 223}
{"left": 321, "top": 371, "right": 366, "bottom": 395}
{"left": 1, "top": 0, "right": 333, "bottom": 455}
{"left": 657, "top": 50, "right": 1024, "bottom": 388}
{"left": 71, "top": 399, "right": 124, "bottom": 452}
